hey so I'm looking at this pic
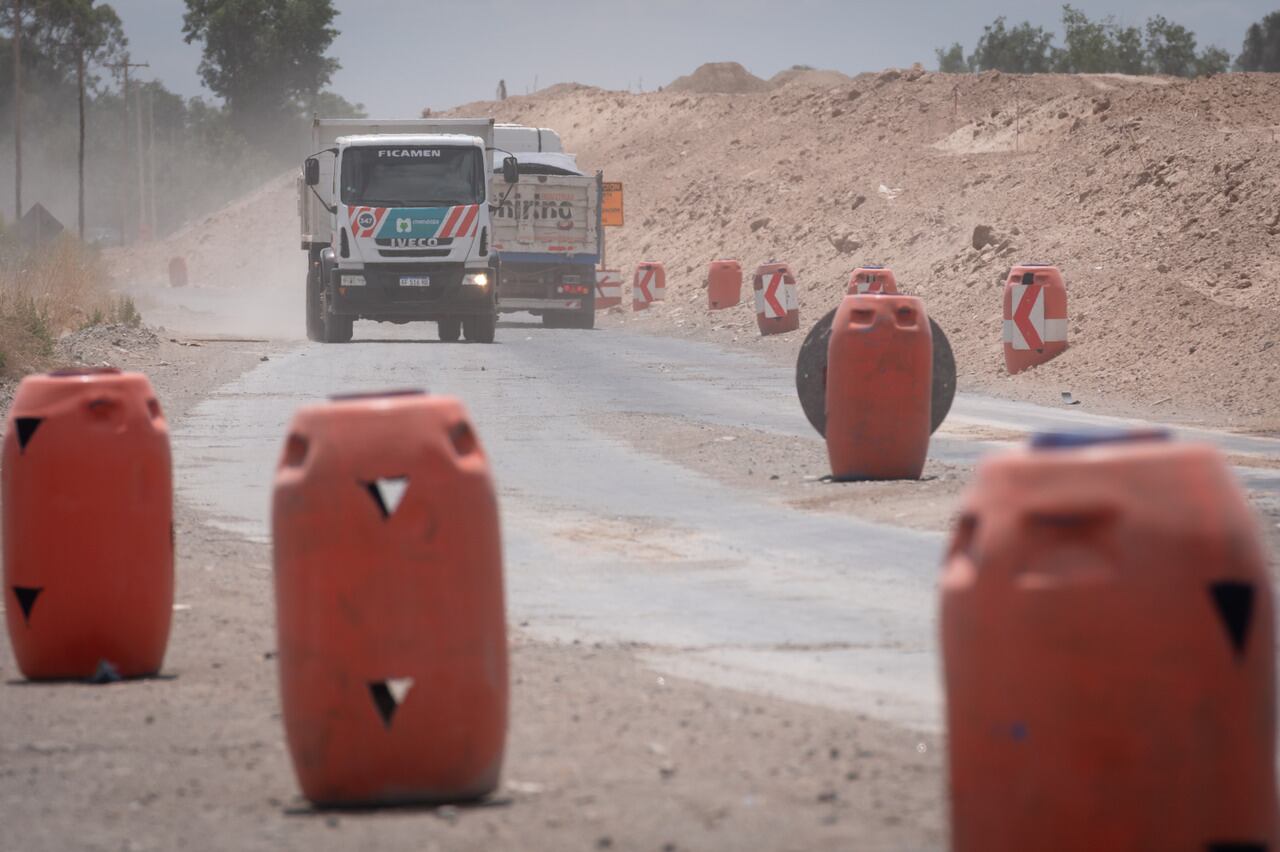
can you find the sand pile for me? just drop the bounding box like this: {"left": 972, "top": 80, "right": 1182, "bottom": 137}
{"left": 105, "top": 172, "right": 303, "bottom": 294}
{"left": 451, "top": 68, "right": 1280, "bottom": 429}
{"left": 667, "top": 62, "right": 771, "bottom": 94}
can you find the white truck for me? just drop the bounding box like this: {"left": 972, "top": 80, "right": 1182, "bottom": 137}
{"left": 488, "top": 125, "right": 603, "bottom": 330}
{"left": 299, "top": 118, "right": 518, "bottom": 343}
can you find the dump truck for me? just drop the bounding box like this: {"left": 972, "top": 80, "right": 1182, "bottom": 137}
{"left": 299, "top": 117, "right": 518, "bottom": 343}
{"left": 489, "top": 126, "right": 602, "bottom": 329}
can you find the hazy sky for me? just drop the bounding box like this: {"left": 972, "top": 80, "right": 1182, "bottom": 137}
{"left": 107, "top": 0, "right": 1273, "bottom": 117}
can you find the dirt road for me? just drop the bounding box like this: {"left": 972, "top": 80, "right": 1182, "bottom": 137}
{"left": 5, "top": 310, "right": 1277, "bottom": 851}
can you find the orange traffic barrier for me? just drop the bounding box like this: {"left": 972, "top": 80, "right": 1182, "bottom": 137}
{"left": 825, "top": 295, "right": 931, "bottom": 479}
{"left": 1003, "top": 263, "right": 1067, "bottom": 374}
{"left": 168, "top": 256, "right": 188, "bottom": 288}
{"left": 752, "top": 262, "right": 800, "bottom": 335}
{"left": 847, "top": 265, "right": 898, "bottom": 295}
{"left": 3, "top": 368, "right": 173, "bottom": 679}
{"left": 941, "top": 431, "right": 1279, "bottom": 852}
{"left": 272, "top": 390, "right": 507, "bottom": 806}
{"left": 595, "top": 268, "right": 623, "bottom": 310}
{"left": 632, "top": 261, "right": 666, "bottom": 311}
{"left": 708, "top": 259, "right": 742, "bottom": 310}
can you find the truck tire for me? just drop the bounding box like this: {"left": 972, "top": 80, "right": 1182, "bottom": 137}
{"left": 438, "top": 318, "right": 461, "bottom": 342}
{"left": 570, "top": 304, "right": 595, "bottom": 330}
{"left": 305, "top": 256, "right": 323, "bottom": 341}
{"left": 319, "top": 290, "right": 353, "bottom": 343}
{"left": 463, "top": 314, "right": 496, "bottom": 344}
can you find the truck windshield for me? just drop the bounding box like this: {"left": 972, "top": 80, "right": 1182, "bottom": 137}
{"left": 340, "top": 146, "right": 484, "bottom": 207}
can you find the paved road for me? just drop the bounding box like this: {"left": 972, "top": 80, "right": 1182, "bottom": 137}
{"left": 171, "top": 320, "right": 1280, "bottom": 735}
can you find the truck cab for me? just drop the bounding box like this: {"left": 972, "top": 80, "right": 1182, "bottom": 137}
{"left": 300, "top": 119, "right": 517, "bottom": 343}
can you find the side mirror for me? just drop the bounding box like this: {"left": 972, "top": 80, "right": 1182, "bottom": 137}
{"left": 304, "top": 157, "right": 320, "bottom": 186}
{"left": 502, "top": 156, "right": 519, "bottom": 184}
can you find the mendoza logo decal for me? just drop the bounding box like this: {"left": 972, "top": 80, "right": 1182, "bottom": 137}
{"left": 371, "top": 206, "right": 481, "bottom": 240}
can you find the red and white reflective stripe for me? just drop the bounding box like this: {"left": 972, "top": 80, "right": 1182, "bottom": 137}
{"left": 438, "top": 206, "right": 464, "bottom": 238}
{"left": 755, "top": 271, "right": 796, "bottom": 318}
{"left": 1003, "top": 283, "right": 1067, "bottom": 349}
{"left": 454, "top": 205, "right": 479, "bottom": 238}
{"left": 635, "top": 268, "right": 655, "bottom": 302}
{"left": 596, "top": 270, "right": 622, "bottom": 299}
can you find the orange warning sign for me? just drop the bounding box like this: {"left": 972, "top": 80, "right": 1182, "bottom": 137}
{"left": 602, "top": 182, "right": 624, "bottom": 227}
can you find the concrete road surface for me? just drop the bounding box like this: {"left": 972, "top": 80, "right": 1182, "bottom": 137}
{"left": 172, "top": 318, "right": 1280, "bottom": 736}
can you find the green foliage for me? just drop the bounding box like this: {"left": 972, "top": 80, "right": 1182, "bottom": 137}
{"left": 935, "top": 42, "right": 968, "bottom": 73}
{"left": 310, "top": 89, "right": 366, "bottom": 119}
{"left": 1236, "top": 12, "right": 1280, "bottom": 71}
{"left": 182, "top": 0, "right": 340, "bottom": 145}
{"left": 15, "top": 297, "right": 54, "bottom": 357}
{"left": 1145, "top": 15, "right": 1200, "bottom": 77}
{"left": 110, "top": 295, "right": 140, "bottom": 327}
{"left": 957, "top": 7, "right": 1232, "bottom": 77}
{"left": 970, "top": 17, "right": 1058, "bottom": 73}
{"left": 1057, "top": 4, "right": 1123, "bottom": 73}
{"left": 1112, "top": 25, "right": 1148, "bottom": 74}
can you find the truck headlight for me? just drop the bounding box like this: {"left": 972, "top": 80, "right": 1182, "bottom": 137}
{"left": 340, "top": 274, "right": 365, "bottom": 287}
{"left": 462, "top": 272, "right": 490, "bottom": 288}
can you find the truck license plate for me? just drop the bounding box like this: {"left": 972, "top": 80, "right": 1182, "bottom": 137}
{"left": 400, "top": 276, "right": 430, "bottom": 288}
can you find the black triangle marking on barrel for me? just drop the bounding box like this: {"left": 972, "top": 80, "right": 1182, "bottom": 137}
{"left": 1205, "top": 843, "right": 1267, "bottom": 852}
{"left": 12, "top": 586, "right": 42, "bottom": 625}
{"left": 368, "top": 677, "right": 414, "bottom": 728}
{"left": 1209, "top": 581, "right": 1255, "bottom": 659}
{"left": 364, "top": 476, "right": 409, "bottom": 520}
{"left": 15, "top": 418, "right": 42, "bottom": 453}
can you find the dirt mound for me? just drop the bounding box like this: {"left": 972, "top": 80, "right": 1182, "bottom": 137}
{"left": 448, "top": 70, "right": 1280, "bottom": 429}
{"left": 770, "top": 66, "right": 855, "bottom": 89}
{"left": 667, "top": 62, "right": 770, "bottom": 94}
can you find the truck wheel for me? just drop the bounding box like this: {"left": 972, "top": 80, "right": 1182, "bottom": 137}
{"left": 570, "top": 306, "right": 595, "bottom": 330}
{"left": 540, "top": 312, "right": 563, "bottom": 329}
{"left": 463, "top": 314, "right": 496, "bottom": 344}
{"left": 305, "top": 264, "right": 323, "bottom": 341}
{"left": 438, "top": 318, "right": 461, "bottom": 342}
{"left": 319, "top": 292, "right": 353, "bottom": 343}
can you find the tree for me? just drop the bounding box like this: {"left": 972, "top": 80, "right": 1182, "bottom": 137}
{"left": 309, "top": 89, "right": 363, "bottom": 118}
{"left": 1235, "top": 12, "right": 1280, "bottom": 71}
{"left": 970, "top": 17, "right": 1058, "bottom": 73}
{"left": 1145, "top": 15, "right": 1200, "bottom": 76}
{"left": 33, "top": 0, "right": 125, "bottom": 238}
{"left": 1112, "top": 25, "right": 1148, "bottom": 74}
{"left": 1196, "top": 46, "right": 1231, "bottom": 76}
{"left": 1057, "top": 5, "right": 1115, "bottom": 73}
{"left": 182, "top": 0, "right": 339, "bottom": 146}
{"left": 935, "top": 42, "right": 968, "bottom": 73}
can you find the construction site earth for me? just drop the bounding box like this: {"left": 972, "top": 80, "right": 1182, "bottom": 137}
{"left": 3, "top": 64, "right": 1280, "bottom": 850}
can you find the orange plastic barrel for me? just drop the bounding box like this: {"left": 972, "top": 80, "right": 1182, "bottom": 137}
{"left": 847, "top": 265, "right": 898, "bottom": 295}
{"left": 941, "top": 431, "right": 1279, "bottom": 852}
{"left": 3, "top": 368, "right": 173, "bottom": 679}
{"left": 272, "top": 389, "right": 508, "bottom": 807}
{"left": 825, "top": 294, "right": 932, "bottom": 480}
{"left": 708, "top": 259, "right": 742, "bottom": 310}
{"left": 752, "top": 262, "right": 800, "bottom": 335}
{"left": 1003, "top": 263, "right": 1068, "bottom": 374}
{"left": 168, "top": 256, "right": 188, "bottom": 288}
{"left": 633, "top": 261, "right": 666, "bottom": 311}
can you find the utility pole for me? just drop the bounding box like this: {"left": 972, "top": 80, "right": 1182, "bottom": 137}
{"left": 146, "top": 85, "right": 156, "bottom": 239}
{"left": 109, "top": 54, "right": 148, "bottom": 243}
{"left": 77, "top": 49, "right": 86, "bottom": 239}
{"left": 13, "top": 0, "right": 23, "bottom": 222}
{"left": 134, "top": 80, "right": 145, "bottom": 239}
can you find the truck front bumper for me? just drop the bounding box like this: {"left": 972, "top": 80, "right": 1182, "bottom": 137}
{"left": 499, "top": 297, "right": 583, "bottom": 312}
{"left": 330, "top": 265, "right": 494, "bottom": 320}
